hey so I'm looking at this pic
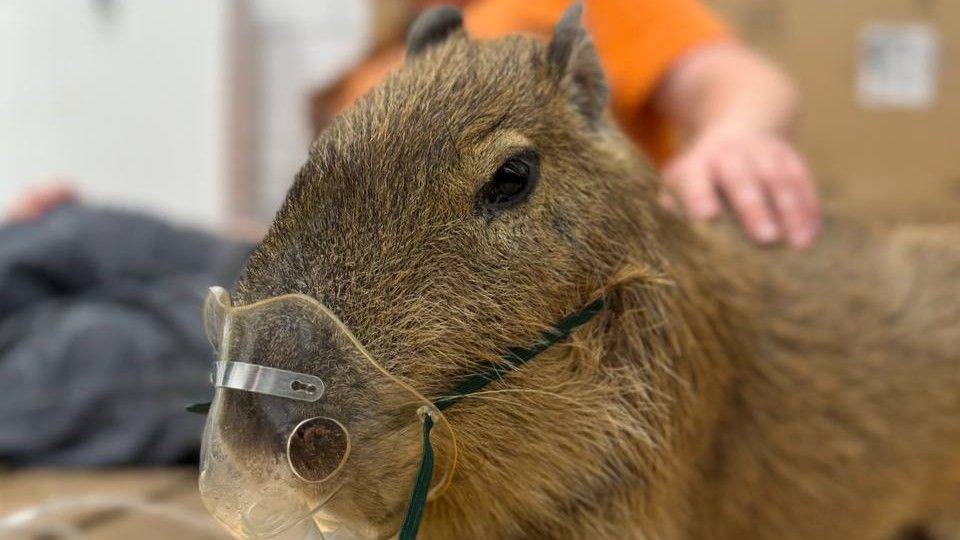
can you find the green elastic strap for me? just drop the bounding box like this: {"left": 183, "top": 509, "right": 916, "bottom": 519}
{"left": 398, "top": 413, "right": 435, "bottom": 540}
{"left": 185, "top": 298, "right": 605, "bottom": 417}
{"left": 398, "top": 296, "right": 606, "bottom": 538}
{"left": 186, "top": 402, "right": 211, "bottom": 414}
{"left": 188, "top": 297, "right": 606, "bottom": 540}
{"left": 435, "top": 296, "right": 606, "bottom": 411}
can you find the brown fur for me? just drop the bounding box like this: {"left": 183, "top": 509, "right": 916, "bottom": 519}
{"left": 231, "top": 7, "right": 960, "bottom": 539}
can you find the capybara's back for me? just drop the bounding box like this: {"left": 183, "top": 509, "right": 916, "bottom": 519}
{"left": 228, "top": 4, "right": 960, "bottom": 539}
{"left": 694, "top": 217, "right": 960, "bottom": 539}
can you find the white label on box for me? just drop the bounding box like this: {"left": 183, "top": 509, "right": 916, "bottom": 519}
{"left": 857, "top": 23, "right": 940, "bottom": 109}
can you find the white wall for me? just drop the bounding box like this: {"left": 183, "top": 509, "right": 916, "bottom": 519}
{"left": 0, "top": 0, "right": 231, "bottom": 228}
{"left": 246, "top": 0, "right": 369, "bottom": 222}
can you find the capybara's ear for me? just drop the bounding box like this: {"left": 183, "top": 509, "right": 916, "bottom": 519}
{"left": 406, "top": 5, "right": 463, "bottom": 58}
{"left": 548, "top": 3, "right": 609, "bottom": 127}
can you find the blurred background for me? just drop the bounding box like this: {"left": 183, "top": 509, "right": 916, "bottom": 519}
{"left": 0, "top": 1, "right": 956, "bottom": 538}
{"left": 711, "top": 0, "right": 959, "bottom": 223}
{"left": 3, "top": 0, "right": 957, "bottom": 231}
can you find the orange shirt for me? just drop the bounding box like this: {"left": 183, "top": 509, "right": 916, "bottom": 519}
{"left": 331, "top": 0, "right": 730, "bottom": 163}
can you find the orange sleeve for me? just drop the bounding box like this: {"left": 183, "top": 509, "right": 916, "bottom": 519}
{"left": 330, "top": 0, "right": 731, "bottom": 161}
{"left": 328, "top": 47, "right": 406, "bottom": 113}
{"left": 465, "top": 0, "right": 731, "bottom": 162}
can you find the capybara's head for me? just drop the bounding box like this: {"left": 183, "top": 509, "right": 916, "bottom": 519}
{"left": 225, "top": 4, "right": 694, "bottom": 537}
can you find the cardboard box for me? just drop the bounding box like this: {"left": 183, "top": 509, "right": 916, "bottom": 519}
{"left": 708, "top": 0, "right": 960, "bottom": 223}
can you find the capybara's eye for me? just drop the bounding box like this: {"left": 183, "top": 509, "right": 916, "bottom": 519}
{"left": 475, "top": 150, "right": 540, "bottom": 217}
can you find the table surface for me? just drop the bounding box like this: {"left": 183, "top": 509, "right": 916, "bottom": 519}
{"left": 0, "top": 468, "right": 230, "bottom": 540}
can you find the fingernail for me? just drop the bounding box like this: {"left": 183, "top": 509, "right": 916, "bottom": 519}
{"left": 691, "top": 202, "right": 718, "bottom": 219}
{"left": 755, "top": 222, "right": 780, "bottom": 242}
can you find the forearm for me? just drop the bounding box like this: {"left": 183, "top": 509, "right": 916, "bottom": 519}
{"left": 653, "top": 42, "right": 798, "bottom": 138}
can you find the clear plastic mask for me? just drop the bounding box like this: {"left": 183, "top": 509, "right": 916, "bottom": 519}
{"left": 198, "top": 287, "right": 457, "bottom": 539}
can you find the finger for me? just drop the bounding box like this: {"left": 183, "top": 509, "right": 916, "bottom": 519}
{"left": 765, "top": 174, "right": 809, "bottom": 249}
{"left": 656, "top": 165, "right": 681, "bottom": 213}
{"left": 754, "top": 149, "right": 811, "bottom": 249}
{"left": 776, "top": 147, "right": 821, "bottom": 247}
{"left": 664, "top": 160, "right": 722, "bottom": 220}
{"left": 6, "top": 181, "right": 77, "bottom": 222}
{"left": 658, "top": 189, "right": 680, "bottom": 214}
{"left": 772, "top": 144, "right": 816, "bottom": 213}
{"left": 714, "top": 153, "right": 780, "bottom": 244}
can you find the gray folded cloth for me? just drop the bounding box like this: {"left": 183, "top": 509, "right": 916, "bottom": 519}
{"left": 0, "top": 204, "right": 251, "bottom": 466}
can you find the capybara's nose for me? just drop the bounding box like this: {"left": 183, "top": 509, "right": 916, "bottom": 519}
{"left": 287, "top": 416, "right": 350, "bottom": 483}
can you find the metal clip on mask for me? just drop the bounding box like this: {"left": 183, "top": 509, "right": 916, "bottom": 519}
{"left": 193, "top": 286, "right": 605, "bottom": 539}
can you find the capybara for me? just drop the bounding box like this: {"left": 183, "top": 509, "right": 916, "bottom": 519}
{"left": 227, "top": 4, "right": 960, "bottom": 539}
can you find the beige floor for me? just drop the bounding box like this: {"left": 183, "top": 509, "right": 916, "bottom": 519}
{"left": 0, "top": 468, "right": 229, "bottom": 540}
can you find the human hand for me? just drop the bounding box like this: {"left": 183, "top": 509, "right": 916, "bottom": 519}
{"left": 6, "top": 182, "right": 77, "bottom": 223}
{"left": 660, "top": 127, "right": 820, "bottom": 249}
